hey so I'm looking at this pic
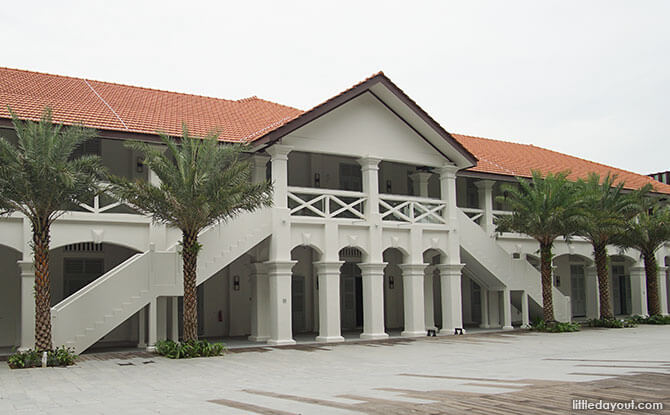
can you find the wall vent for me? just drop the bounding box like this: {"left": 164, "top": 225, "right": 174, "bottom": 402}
{"left": 64, "top": 242, "right": 104, "bottom": 253}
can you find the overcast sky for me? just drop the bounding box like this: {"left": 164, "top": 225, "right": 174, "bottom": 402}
{"left": 3, "top": 1, "right": 668, "bottom": 174}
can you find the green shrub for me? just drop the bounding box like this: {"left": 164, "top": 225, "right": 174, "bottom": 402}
{"left": 584, "top": 317, "right": 636, "bottom": 328}
{"left": 7, "top": 346, "right": 77, "bottom": 369}
{"left": 631, "top": 314, "right": 670, "bottom": 325}
{"left": 530, "top": 319, "right": 580, "bottom": 333}
{"left": 155, "top": 339, "right": 225, "bottom": 359}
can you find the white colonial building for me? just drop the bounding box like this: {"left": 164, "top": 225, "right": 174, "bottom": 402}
{"left": 0, "top": 68, "right": 668, "bottom": 354}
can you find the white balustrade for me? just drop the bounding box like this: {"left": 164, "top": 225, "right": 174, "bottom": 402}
{"left": 76, "top": 183, "right": 137, "bottom": 215}
{"left": 379, "top": 194, "right": 447, "bottom": 224}
{"left": 461, "top": 207, "right": 484, "bottom": 224}
{"left": 287, "top": 186, "right": 367, "bottom": 220}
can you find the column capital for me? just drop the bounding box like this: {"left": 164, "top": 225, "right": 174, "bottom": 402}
{"left": 314, "top": 261, "right": 344, "bottom": 275}
{"left": 266, "top": 144, "right": 293, "bottom": 161}
{"left": 17, "top": 260, "right": 34, "bottom": 276}
{"left": 658, "top": 266, "right": 668, "bottom": 272}
{"left": 436, "top": 263, "right": 465, "bottom": 275}
{"left": 357, "top": 156, "right": 382, "bottom": 171}
{"left": 438, "top": 163, "right": 459, "bottom": 178}
{"left": 247, "top": 262, "right": 268, "bottom": 275}
{"left": 474, "top": 179, "right": 495, "bottom": 191}
{"left": 399, "top": 263, "right": 429, "bottom": 275}
{"left": 630, "top": 266, "right": 646, "bottom": 274}
{"left": 264, "top": 260, "right": 297, "bottom": 275}
{"left": 250, "top": 153, "right": 270, "bottom": 168}
{"left": 359, "top": 262, "right": 387, "bottom": 274}
{"left": 409, "top": 171, "right": 432, "bottom": 182}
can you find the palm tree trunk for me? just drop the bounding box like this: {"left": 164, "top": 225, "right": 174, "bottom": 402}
{"left": 643, "top": 253, "right": 661, "bottom": 316}
{"left": 182, "top": 230, "right": 199, "bottom": 342}
{"left": 33, "top": 217, "right": 53, "bottom": 351}
{"left": 540, "top": 242, "right": 555, "bottom": 322}
{"left": 593, "top": 244, "right": 613, "bottom": 319}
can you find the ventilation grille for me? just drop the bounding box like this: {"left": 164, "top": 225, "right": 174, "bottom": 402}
{"left": 64, "top": 242, "right": 104, "bottom": 253}
{"left": 340, "top": 247, "right": 362, "bottom": 259}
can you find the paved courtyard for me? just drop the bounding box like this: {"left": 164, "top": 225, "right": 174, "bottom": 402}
{"left": 1, "top": 326, "right": 669, "bottom": 414}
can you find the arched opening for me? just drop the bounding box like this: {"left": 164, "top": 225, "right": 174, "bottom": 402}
{"left": 49, "top": 242, "right": 141, "bottom": 349}
{"left": 339, "top": 247, "right": 364, "bottom": 335}
{"left": 0, "top": 244, "right": 21, "bottom": 350}
{"left": 610, "top": 255, "right": 634, "bottom": 316}
{"left": 383, "top": 248, "right": 405, "bottom": 332}
{"left": 290, "top": 245, "right": 320, "bottom": 338}
{"left": 553, "top": 254, "right": 592, "bottom": 319}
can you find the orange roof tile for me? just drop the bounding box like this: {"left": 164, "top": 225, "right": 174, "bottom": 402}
{"left": 0, "top": 67, "right": 666, "bottom": 194}
{"left": 0, "top": 67, "right": 302, "bottom": 142}
{"left": 453, "top": 134, "right": 670, "bottom": 194}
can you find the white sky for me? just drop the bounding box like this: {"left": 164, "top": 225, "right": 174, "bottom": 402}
{"left": 3, "top": 1, "right": 668, "bottom": 175}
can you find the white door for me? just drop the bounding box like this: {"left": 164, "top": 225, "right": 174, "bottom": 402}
{"left": 570, "top": 265, "right": 586, "bottom": 317}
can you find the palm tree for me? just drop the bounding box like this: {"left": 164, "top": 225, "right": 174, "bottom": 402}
{"left": 617, "top": 198, "right": 670, "bottom": 316}
{"left": 108, "top": 127, "right": 272, "bottom": 342}
{"left": 0, "top": 108, "right": 103, "bottom": 351}
{"left": 575, "top": 173, "right": 650, "bottom": 319}
{"left": 495, "top": 170, "right": 580, "bottom": 322}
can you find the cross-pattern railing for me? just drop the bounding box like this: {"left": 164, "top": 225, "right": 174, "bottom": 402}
{"left": 461, "top": 207, "right": 484, "bottom": 225}
{"left": 287, "top": 186, "right": 366, "bottom": 220}
{"left": 379, "top": 194, "right": 447, "bottom": 224}
{"left": 76, "top": 183, "right": 138, "bottom": 215}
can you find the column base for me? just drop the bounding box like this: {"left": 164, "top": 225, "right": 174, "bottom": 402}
{"left": 247, "top": 335, "right": 270, "bottom": 342}
{"left": 479, "top": 324, "right": 490, "bottom": 329}
{"left": 502, "top": 325, "right": 514, "bottom": 331}
{"left": 146, "top": 345, "right": 156, "bottom": 352}
{"left": 267, "top": 338, "right": 296, "bottom": 346}
{"left": 360, "top": 332, "right": 389, "bottom": 340}
{"left": 315, "top": 335, "right": 345, "bottom": 343}
{"left": 401, "top": 330, "right": 426, "bottom": 338}
{"left": 520, "top": 324, "right": 531, "bottom": 329}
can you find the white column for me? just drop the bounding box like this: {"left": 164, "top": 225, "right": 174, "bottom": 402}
{"left": 489, "top": 290, "right": 500, "bottom": 327}
{"left": 474, "top": 180, "right": 495, "bottom": 235}
{"left": 265, "top": 261, "right": 297, "bottom": 345}
{"left": 521, "top": 291, "right": 530, "bottom": 328}
{"left": 147, "top": 298, "right": 157, "bottom": 351}
{"left": 251, "top": 153, "right": 270, "bottom": 184}
{"left": 439, "top": 164, "right": 460, "bottom": 261}
{"left": 584, "top": 265, "right": 600, "bottom": 319}
{"left": 169, "top": 297, "right": 179, "bottom": 341}
{"left": 501, "top": 289, "right": 513, "bottom": 330}
{"left": 410, "top": 171, "right": 432, "bottom": 198}
{"left": 267, "top": 145, "right": 293, "bottom": 263}
{"left": 630, "top": 265, "right": 648, "bottom": 316}
{"left": 315, "top": 262, "right": 345, "bottom": 343}
{"left": 479, "top": 287, "right": 490, "bottom": 328}
{"left": 424, "top": 266, "right": 436, "bottom": 330}
{"left": 157, "top": 297, "right": 167, "bottom": 342}
{"left": 248, "top": 263, "right": 270, "bottom": 342}
{"left": 438, "top": 264, "right": 464, "bottom": 334}
{"left": 399, "top": 264, "right": 426, "bottom": 337}
{"left": 17, "top": 261, "right": 35, "bottom": 351}
{"left": 359, "top": 263, "right": 388, "bottom": 339}
{"left": 658, "top": 266, "right": 668, "bottom": 315}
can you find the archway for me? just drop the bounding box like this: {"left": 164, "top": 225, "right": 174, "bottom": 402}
{"left": 382, "top": 248, "right": 405, "bottom": 332}
{"left": 610, "top": 255, "right": 635, "bottom": 316}
{"left": 0, "top": 244, "right": 21, "bottom": 349}
{"left": 553, "top": 254, "right": 593, "bottom": 319}
{"left": 290, "top": 245, "right": 320, "bottom": 337}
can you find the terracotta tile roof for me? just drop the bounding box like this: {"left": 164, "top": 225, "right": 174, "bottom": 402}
{"left": 0, "top": 67, "right": 302, "bottom": 142}
{"left": 453, "top": 133, "right": 670, "bottom": 194}
{"left": 1, "top": 67, "right": 665, "bottom": 194}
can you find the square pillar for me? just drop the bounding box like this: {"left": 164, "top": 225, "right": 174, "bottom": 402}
{"left": 474, "top": 180, "right": 495, "bottom": 235}
{"left": 400, "top": 264, "right": 427, "bottom": 337}
{"left": 521, "top": 291, "right": 530, "bottom": 328}
{"left": 147, "top": 298, "right": 157, "bottom": 351}
{"left": 501, "top": 289, "right": 513, "bottom": 330}
{"left": 359, "top": 263, "right": 388, "bottom": 339}
{"left": 18, "top": 260, "right": 35, "bottom": 351}
{"left": 169, "top": 297, "right": 179, "bottom": 341}
{"left": 410, "top": 171, "right": 432, "bottom": 198}
{"left": 315, "top": 262, "right": 345, "bottom": 343}
{"left": 659, "top": 266, "right": 669, "bottom": 315}
{"left": 138, "top": 306, "right": 147, "bottom": 348}
{"left": 157, "top": 297, "right": 167, "bottom": 342}
{"left": 489, "top": 290, "right": 500, "bottom": 327}
{"left": 479, "top": 287, "right": 490, "bottom": 328}
{"left": 248, "top": 263, "right": 270, "bottom": 342}
{"left": 630, "top": 265, "right": 648, "bottom": 316}
{"left": 584, "top": 265, "right": 600, "bottom": 319}
{"left": 439, "top": 164, "right": 461, "bottom": 261}
{"left": 438, "top": 264, "right": 464, "bottom": 334}
{"left": 424, "top": 266, "right": 436, "bottom": 330}
{"left": 265, "top": 261, "right": 297, "bottom": 345}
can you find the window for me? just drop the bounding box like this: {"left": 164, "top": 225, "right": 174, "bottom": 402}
{"left": 339, "top": 163, "right": 362, "bottom": 191}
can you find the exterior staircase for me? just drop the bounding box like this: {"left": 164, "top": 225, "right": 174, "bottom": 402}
{"left": 51, "top": 208, "right": 272, "bottom": 353}
{"left": 457, "top": 209, "right": 571, "bottom": 322}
